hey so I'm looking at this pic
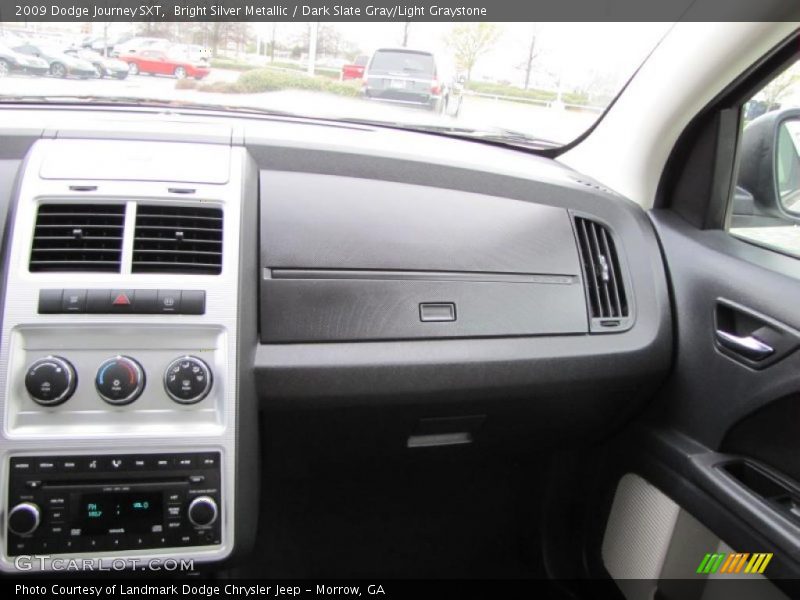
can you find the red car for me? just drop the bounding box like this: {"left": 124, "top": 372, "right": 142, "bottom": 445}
{"left": 120, "top": 49, "right": 210, "bottom": 80}
{"left": 340, "top": 54, "right": 368, "bottom": 81}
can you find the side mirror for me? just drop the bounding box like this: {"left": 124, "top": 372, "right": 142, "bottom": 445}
{"left": 736, "top": 108, "right": 800, "bottom": 225}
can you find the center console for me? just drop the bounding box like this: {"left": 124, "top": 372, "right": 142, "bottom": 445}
{"left": 0, "top": 137, "right": 253, "bottom": 572}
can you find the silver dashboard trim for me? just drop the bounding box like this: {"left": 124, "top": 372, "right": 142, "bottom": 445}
{"left": 0, "top": 139, "right": 245, "bottom": 572}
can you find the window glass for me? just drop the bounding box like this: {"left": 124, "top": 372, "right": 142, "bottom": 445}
{"left": 729, "top": 60, "right": 800, "bottom": 258}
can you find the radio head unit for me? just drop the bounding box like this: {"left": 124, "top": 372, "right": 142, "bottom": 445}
{"left": 7, "top": 452, "right": 222, "bottom": 556}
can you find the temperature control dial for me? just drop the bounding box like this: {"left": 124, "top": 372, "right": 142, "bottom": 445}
{"left": 24, "top": 356, "right": 77, "bottom": 406}
{"left": 95, "top": 356, "right": 145, "bottom": 405}
{"left": 164, "top": 356, "right": 212, "bottom": 404}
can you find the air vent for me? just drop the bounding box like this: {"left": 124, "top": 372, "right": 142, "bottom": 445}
{"left": 574, "top": 216, "right": 630, "bottom": 330}
{"left": 29, "top": 204, "right": 125, "bottom": 272}
{"left": 133, "top": 205, "right": 222, "bottom": 274}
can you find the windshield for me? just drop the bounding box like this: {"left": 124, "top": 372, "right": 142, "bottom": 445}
{"left": 0, "top": 22, "right": 672, "bottom": 148}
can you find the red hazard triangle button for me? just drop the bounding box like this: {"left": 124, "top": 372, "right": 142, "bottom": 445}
{"left": 112, "top": 293, "right": 131, "bottom": 306}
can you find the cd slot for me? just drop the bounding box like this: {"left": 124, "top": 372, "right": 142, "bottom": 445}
{"left": 42, "top": 478, "right": 189, "bottom": 490}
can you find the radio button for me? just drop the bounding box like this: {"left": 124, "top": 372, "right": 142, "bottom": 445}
{"left": 34, "top": 539, "right": 55, "bottom": 553}
{"left": 60, "top": 459, "right": 78, "bottom": 471}
{"left": 11, "top": 460, "right": 34, "bottom": 473}
{"left": 48, "top": 497, "right": 67, "bottom": 508}
{"left": 198, "top": 454, "right": 219, "bottom": 468}
{"left": 187, "top": 496, "right": 218, "bottom": 528}
{"left": 176, "top": 456, "right": 194, "bottom": 468}
{"left": 36, "top": 460, "right": 56, "bottom": 472}
{"left": 104, "top": 457, "right": 128, "bottom": 471}
{"left": 49, "top": 509, "right": 66, "bottom": 522}
{"left": 8, "top": 502, "right": 41, "bottom": 536}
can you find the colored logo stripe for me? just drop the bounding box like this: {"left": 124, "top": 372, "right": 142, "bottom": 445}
{"left": 697, "top": 552, "right": 773, "bottom": 575}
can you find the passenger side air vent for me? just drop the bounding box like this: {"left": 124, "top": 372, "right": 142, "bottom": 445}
{"left": 133, "top": 205, "right": 223, "bottom": 274}
{"left": 30, "top": 204, "right": 125, "bottom": 272}
{"left": 573, "top": 216, "right": 631, "bottom": 332}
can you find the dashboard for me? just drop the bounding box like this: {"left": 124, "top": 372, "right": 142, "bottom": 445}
{"left": 0, "top": 106, "right": 672, "bottom": 572}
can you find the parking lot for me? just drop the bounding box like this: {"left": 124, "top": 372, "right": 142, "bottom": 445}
{"left": 0, "top": 69, "right": 597, "bottom": 144}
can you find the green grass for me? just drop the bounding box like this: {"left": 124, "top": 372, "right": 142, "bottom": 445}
{"left": 186, "top": 68, "right": 361, "bottom": 97}
{"left": 235, "top": 68, "right": 359, "bottom": 95}
{"left": 211, "top": 57, "right": 342, "bottom": 79}
{"left": 466, "top": 81, "right": 591, "bottom": 107}
{"left": 269, "top": 60, "right": 341, "bottom": 79}
{"left": 209, "top": 57, "right": 253, "bottom": 71}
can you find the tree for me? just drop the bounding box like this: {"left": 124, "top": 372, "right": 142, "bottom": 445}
{"left": 762, "top": 66, "right": 800, "bottom": 108}
{"left": 444, "top": 23, "right": 501, "bottom": 83}
{"left": 519, "top": 26, "right": 538, "bottom": 90}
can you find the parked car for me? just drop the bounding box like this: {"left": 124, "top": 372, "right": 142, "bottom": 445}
{"left": 173, "top": 43, "right": 211, "bottom": 64}
{"left": 362, "top": 48, "right": 452, "bottom": 113}
{"left": 119, "top": 48, "right": 210, "bottom": 80}
{"left": 12, "top": 42, "right": 98, "bottom": 78}
{"left": 341, "top": 54, "right": 369, "bottom": 80}
{"left": 112, "top": 37, "right": 168, "bottom": 57}
{"left": 82, "top": 32, "right": 133, "bottom": 55}
{"left": 65, "top": 48, "right": 128, "bottom": 79}
{"left": 0, "top": 43, "right": 49, "bottom": 77}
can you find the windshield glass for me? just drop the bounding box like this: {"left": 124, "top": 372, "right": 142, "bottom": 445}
{"left": 0, "top": 21, "right": 672, "bottom": 147}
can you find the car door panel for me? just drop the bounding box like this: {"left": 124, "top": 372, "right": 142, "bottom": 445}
{"left": 630, "top": 209, "right": 800, "bottom": 581}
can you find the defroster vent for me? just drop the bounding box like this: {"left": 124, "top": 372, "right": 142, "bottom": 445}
{"left": 133, "top": 205, "right": 223, "bottom": 274}
{"left": 29, "top": 204, "right": 125, "bottom": 272}
{"left": 574, "top": 216, "right": 630, "bottom": 330}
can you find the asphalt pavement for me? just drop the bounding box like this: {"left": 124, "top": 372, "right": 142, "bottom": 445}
{"left": 0, "top": 68, "right": 597, "bottom": 144}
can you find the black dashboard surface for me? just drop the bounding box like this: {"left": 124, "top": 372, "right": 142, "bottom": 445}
{"left": 0, "top": 106, "right": 673, "bottom": 445}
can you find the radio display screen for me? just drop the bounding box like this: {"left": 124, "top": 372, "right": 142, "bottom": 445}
{"left": 79, "top": 492, "right": 163, "bottom": 535}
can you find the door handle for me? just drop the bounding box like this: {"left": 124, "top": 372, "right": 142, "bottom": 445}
{"left": 715, "top": 330, "right": 774, "bottom": 361}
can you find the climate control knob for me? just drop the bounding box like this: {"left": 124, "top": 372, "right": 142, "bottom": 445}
{"left": 24, "top": 356, "right": 77, "bottom": 406}
{"left": 164, "top": 356, "right": 212, "bottom": 404}
{"left": 95, "top": 356, "right": 145, "bottom": 405}
{"left": 187, "top": 496, "right": 218, "bottom": 528}
{"left": 8, "top": 502, "right": 41, "bottom": 536}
